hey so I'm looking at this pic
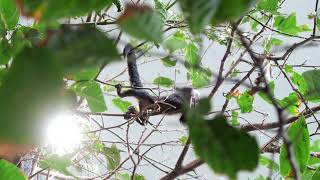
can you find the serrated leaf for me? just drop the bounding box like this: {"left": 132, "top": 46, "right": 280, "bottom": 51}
{"left": 259, "top": 155, "right": 279, "bottom": 172}
{"left": 302, "top": 70, "right": 320, "bottom": 102}
{"left": 18, "top": 0, "right": 113, "bottom": 21}
{"left": 257, "top": 0, "right": 279, "bottom": 13}
{"left": 161, "top": 56, "right": 177, "bottom": 67}
{"left": 236, "top": 91, "right": 254, "bottom": 113}
{"left": 39, "top": 154, "right": 74, "bottom": 177}
{"left": 119, "top": 4, "right": 163, "bottom": 43}
{"left": 0, "top": 48, "right": 65, "bottom": 144}
{"left": 112, "top": 98, "right": 132, "bottom": 112}
{"left": 48, "top": 26, "right": 119, "bottom": 74}
{"left": 280, "top": 116, "right": 310, "bottom": 177}
{"left": 153, "top": 76, "right": 174, "bottom": 88}
{"left": 0, "top": 0, "right": 19, "bottom": 31}
{"left": 71, "top": 81, "right": 107, "bottom": 112}
{"left": 104, "top": 144, "right": 120, "bottom": 171}
{"left": 0, "top": 159, "right": 26, "bottom": 180}
{"left": 163, "top": 31, "right": 187, "bottom": 53}
{"left": 185, "top": 98, "right": 259, "bottom": 178}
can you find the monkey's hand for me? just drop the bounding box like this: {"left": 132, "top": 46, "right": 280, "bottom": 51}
{"left": 124, "top": 106, "right": 138, "bottom": 120}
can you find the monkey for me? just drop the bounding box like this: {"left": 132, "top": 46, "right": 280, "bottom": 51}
{"left": 115, "top": 44, "right": 200, "bottom": 125}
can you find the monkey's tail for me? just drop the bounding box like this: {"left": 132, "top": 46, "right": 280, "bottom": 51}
{"left": 123, "top": 44, "right": 143, "bottom": 87}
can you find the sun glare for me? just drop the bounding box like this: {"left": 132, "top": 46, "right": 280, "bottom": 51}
{"left": 46, "top": 113, "right": 83, "bottom": 155}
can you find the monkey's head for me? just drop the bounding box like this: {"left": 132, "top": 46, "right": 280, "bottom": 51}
{"left": 123, "top": 44, "right": 134, "bottom": 57}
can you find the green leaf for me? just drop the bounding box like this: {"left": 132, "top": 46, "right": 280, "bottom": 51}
{"left": 231, "top": 110, "right": 240, "bottom": 126}
{"left": 302, "top": 70, "right": 320, "bottom": 102}
{"left": 161, "top": 56, "right": 177, "bottom": 67}
{"left": 154, "top": 0, "right": 167, "bottom": 24}
{"left": 119, "top": 4, "right": 164, "bottom": 43}
{"left": 317, "top": 9, "right": 320, "bottom": 30}
{"left": 71, "top": 66, "right": 100, "bottom": 81}
{"left": 48, "top": 26, "right": 119, "bottom": 74}
{"left": 0, "top": 48, "right": 64, "bottom": 144}
{"left": 257, "top": 0, "right": 279, "bottom": 13}
{"left": 291, "top": 72, "right": 308, "bottom": 94}
{"left": 230, "top": 69, "right": 240, "bottom": 78}
{"left": 254, "top": 175, "right": 271, "bottom": 180}
{"left": 0, "top": 68, "right": 7, "bottom": 87}
{"left": 104, "top": 144, "right": 121, "bottom": 171}
{"left": 236, "top": 91, "right": 254, "bottom": 113}
{"left": 19, "top": 0, "right": 112, "bottom": 21}
{"left": 184, "top": 43, "right": 199, "bottom": 65}
{"left": 153, "top": 76, "right": 174, "bottom": 88}
{"left": 163, "top": 31, "right": 187, "bottom": 53}
{"left": 312, "top": 167, "right": 320, "bottom": 180}
{"left": 0, "top": 0, "right": 19, "bottom": 31}
{"left": 179, "top": 135, "right": 188, "bottom": 145}
{"left": 185, "top": 99, "right": 259, "bottom": 178}
{"left": 188, "top": 67, "right": 211, "bottom": 88}
{"left": 308, "top": 140, "right": 320, "bottom": 165}
{"left": 263, "top": 38, "right": 283, "bottom": 53}
{"left": 112, "top": 98, "right": 132, "bottom": 112}
{"left": 274, "top": 13, "right": 311, "bottom": 35}
{"left": 116, "top": 173, "right": 146, "bottom": 180}
{"left": 278, "top": 92, "right": 300, "bottom": 116}
{"left": 178, "top": 0, "right": 219, "bottom": 34}
{"left": 258, "top": 81, "right": 275, "bottom": 104}
{"left": 280, "top": 116, "right": 310, "bottom": 177}
{"left": 0, "top": 160, "right": 26, "bottom": 180}
{"left": 284, "top": 64, "right": 293, "bottom": 73}
{"left": 71, "top": 81, "right": 107, "bottom": 112}
{"left": 39, "top": 154, "right": 74, "bottom": 177}
{"left": 302, "top": 169, "right": 315, "bottom": 180}
{"left": 259, "top": 155, "right": 279, "bottom": 172}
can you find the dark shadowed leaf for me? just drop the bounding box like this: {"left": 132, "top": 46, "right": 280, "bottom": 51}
{"left": 119, "top": 4, "right": 163, "bottom": 43}
{"left": 104, "top": 144, "right": 121, "bottom": 171}
{"left": 0, "top": 0, "right": 19, "bottom": 31}
{"left": 280, "top": 116, "right": 310, "bottom": 177}
{"left": 153, "top": 76, "right": 174, "bottom": 88}
{"left": 0, "top": 48, "right": 65, "bottom": 144}
{"left": 17, "top": 0, "right": 112, "bottom": 21}
{"left": 302, "top": 70, "right": 320, "bottom": 102}
{"left": 185, "top": 98, "right": 259, "bottom": 178}
{"left": 112, "top": 98, "right": 132, "bottom": 112}
{"left": 48, "top": 26, "right": 119, "bottom": 74}
{"left": 71, "top": 81, "right": 107, "bottom": 112}
{"left": 0, "top": 160, "right": 26, "bottom": 180}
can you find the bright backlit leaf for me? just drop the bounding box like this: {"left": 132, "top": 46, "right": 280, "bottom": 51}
{"left": 278, "top": 92, "right": 300, "bottom": 116}
{"left": 71, "top": 66, "right": 100, "bottom": 81}
{"left": 185, "top": 43, "right": 200, "bottom": 65}
{"left": 119, "top": 4, "right": 164, "bottom": 43}
{"left": 236, "top": 91, "right": 254, "bottom": 113}
{"left": 185, "top": 98, "right": 259, "bottom": 178}
{"left": 231, "top": 111, "right": 240, "bottom": 126}
{"left": 153, "top": 76, "right": 174, "bottom": 88}
{"left": 112, "top": 98, "right": 132, "bottom": 113}
{"left": 188, "top": 67, "right": 212, "bottom": 88}
{"left": 0, "top": 0, "right": 19, "bottom": 31}
{"left": 274, "top": 13, "right": 311, "bottom": 35}
{"left": 280, "top": 116, "right": 310, "bottom": 177}
{"left": 0, "top": 160, "right": 26, "bottom": 180}
{"left": 71, "top": 81, "right": 107, "bottom": 112}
